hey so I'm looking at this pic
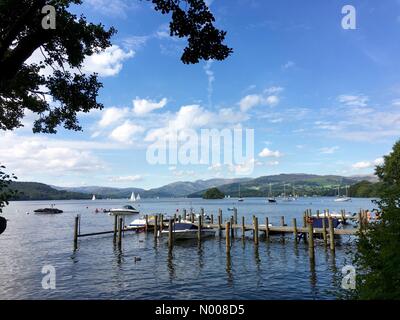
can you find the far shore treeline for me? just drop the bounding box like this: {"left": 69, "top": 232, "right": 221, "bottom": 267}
{"left": 8, "top": 175, "right": 380, "bottom": 201}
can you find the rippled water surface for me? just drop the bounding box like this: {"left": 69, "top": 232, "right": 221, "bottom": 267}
{"left": 0, "top": 197, "right": 375, "bottom": 299}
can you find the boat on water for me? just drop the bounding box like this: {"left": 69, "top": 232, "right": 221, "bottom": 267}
{"left": 161, "top": 222, "right": 215, "bottom": 240}
{"left": 129, "top": 192, "right": 136, "bottom": 202}
{"left": 334, "top": 185, "right": 351, "bottom": 202}
{"left": 238, "top": 185, "right": 244, "bottom": 202}
{"left": 92, "top": 194, "right": 96, "bottom": 201}
{"left": 108, "top": 205, "right": 140, "bottom": 216}
{"left": 34, "top": 207, "right": 63, "bottom": 214}
{"left": 281, "top": 184, "right": 296, "bottom": 201}
{"left": 267, "top": 183, "right": 277, "bottom": 203}
{"left": 0, "top": 216, "right": 7, "bottom": 235}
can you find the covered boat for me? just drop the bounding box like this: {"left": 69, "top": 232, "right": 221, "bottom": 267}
{"left": 109, "top": 205, "right": 139, "bottom": 216}
{"left": 161, "top": 222, "right": 215, "bottom": 240}
{"left": 34, "top": 208, "right": 63, "bottom": 214}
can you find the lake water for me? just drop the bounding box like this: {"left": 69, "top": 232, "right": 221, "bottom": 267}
{"left": 0, "top": 197, "right": 375, "bottom": 300}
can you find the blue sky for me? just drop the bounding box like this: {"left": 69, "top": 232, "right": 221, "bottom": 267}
{"left": 1, "top": 0, "right": 400, "bottom": 189}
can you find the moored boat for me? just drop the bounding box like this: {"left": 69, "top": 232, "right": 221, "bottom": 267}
{"left": 161, "top": 222, "right": 215, "bottom": 240}
{"left": 34, "top": 207, "right": 63, "bottom": 214}
{"left": 109, "top": 205, "right": 139, "bottom": 216}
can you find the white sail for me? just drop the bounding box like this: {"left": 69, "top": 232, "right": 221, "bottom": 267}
{"left": 92, "top": 194, "right": 96, "bottom": 201}
{"left": 136, "top": 193, "right": 141, "bottom": 201}
{"left": 130, "top": 192, "right": 136, "bottom": 202}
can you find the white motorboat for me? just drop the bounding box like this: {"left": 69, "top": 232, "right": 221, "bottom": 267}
{"left": 109, "top": 205, "right": 140, "bottom": 216}
{"left": 127, "top": 217, "right": 147, "bottom": 230}
{"left": 161, "top": 222, "right": 216, "bottom": 240}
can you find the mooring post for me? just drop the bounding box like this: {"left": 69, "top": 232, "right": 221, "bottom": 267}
{"left": 113, "top": 214, "right": 118, "bottom": 241}
{"left": 200, "top": 208, "right": 204, "bottom": 219}
{"left": 316, "top": 210, "right": 320, "bottom": 219}
{"left": 233, "top": 208, "right": 238, "bottom": 224}
{"left": 145, "top": 214, "right": 149, "bottom": 232}
{"left": 254, "top": 217, "right": 259, "bottom": 245}
{"left": 178, "top": 215, "right": 181, "bottom": 223}
{"left": 303, "top": 211, "right": 307, "bottom": 228}
{"left": 265, "top": 217, "right": 270, "bottom": 240}
{"left": 198, "top": 215, "right": 202, "bottom": 241}
{"left": 322, "top": 215, "right": 327, "bottom": 246}
{"left": 168, "top": 219, "right": 173, "bottom": 249}
{"left": 230, "top": 216, "right": 234, "bottom": 238}
{"left": 218, "top": 209, "right": 222, "bottom": 226}
{"left": 118, "top": 217, "right": 123, "bottom": 247}
{"left": 74, "top": 215, "right": 79, "bottom": 248}
{"left": 281, "top": 216, "right": 285, "bottom": 226}
{"left": 242, "top": 216, "right": 245, "bottom": 238}
{"left": 328, "top": 216, "right": 335, "bottom": 251}
{"left": 307, "top": 220, "right": 314, "bottom": 254}
{"left": 293, "top": 218, "right": 298, "bottom": 242}
{"left": 211, "top": 214, "right": 214, "bottom": 225}
{"left": 226, "top": 221, "right": 231, "bottom": 252}
{"left": 183, "top": 209, "right": 187, "bottom": 220}
{"left": 154, "top": 215, "right": 158, "bottom": 239}
{"left": 191, "top": 213, "right": 195, "bottom": 223}
{"left": 218, "top": 213, "right": 222, "bottom": 231}
{"left": 159, "top": 214, "right": 163, "bottom": 238}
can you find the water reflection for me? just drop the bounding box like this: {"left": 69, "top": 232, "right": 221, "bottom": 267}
{"left": 226, "top": 252, "right": 233, "bottom": 286}
{"left": 167, "top": 248, "right": 175, "bottom": 282}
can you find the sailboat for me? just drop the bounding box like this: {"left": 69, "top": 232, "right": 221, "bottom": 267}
{"left": 282, "top": 184, "right": 295, "bottom": 201}
{"left": 334, "top": 185, "right": 351, "bottom": 202}
{"left": 238, "top": 184, "right": 244, "bottom": 202}
{"left": 136, "top": 193, "right": 141, "bottom": 201}
{"left": 92, "top": 194, "right": 96, "bottom": 201}
{"left": 129, "top": 192, "right": 136, "bottom": 202}
{"left": 267, "top": 183, "right": 277, "bottom": 203}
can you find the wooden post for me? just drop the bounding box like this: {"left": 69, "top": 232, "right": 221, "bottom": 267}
{"left": 322, "top": 216, "right": 327, "bottom": 246}
{"left": 211, "top": 214, "right": 214, "bottom": 225}
{"left": 168, "top": 219, "right": 173, "bottom": 248}
{"left": 280, "top": 216, "right": 285, "bottom": 226}
{"left": 233, "top": 208, "right": 238, "bottom": 224}
{"left": 159, "top": 214, "right": 163, "bottom": 238}
{"left": 218, "top": 213, "right": 222, "bottom": 231}
{"left": 198, "top": 215, "right": 202, "bottom": 241}
{"left": 191, "top": 213, "right": 195, "bottom": 223}
{"left": 265, "top": 217, "right": 270, "bottom": 239}
{"left": 242, "top": 216, "right": 245, "bottom": 238}
{"left": 200, "top": 208, "right": 204, "bottom": 219}
{"left": 293, "top": 218, "right": 298, "bottom": 241}
{"left": 178, "top": 215, "right": 181, "bottom": 223}
{"left": 145, "top": 214, "right": 149, "bottom": 232}
{"left": 316, "top": 210, "right": 320, "bottom": 219}
{"left": 226, "top": 221, "right": 231, "bottom": 252}
{"left": 230, "top": 216, "right": 234, "bottom": 238}
{"left": 154, "top": 215, "right": 158, "bottom": 239}
{"left": 328, "top": 216, "right": 335, "bottom": 251}
{"left": 112, "top": 214, "right": 117, "bottom": 241}
{"left": 74, "top": 215, "right": 79, "bottom": 248}
{"left": 118, "top": 217, "right": 123, "bottom": 247}
{"left": 308, "top": 220, "right": 315, "bottom": 260}
{"left": 303, "top": 211, "right": 307, "bottom": 228}
{"left": 254, "top": 217, "right": 259, "bottom": 245}
{"left": 183, "top": 209, "right": 187, "bottom": 220}
{"left": 218, "top": 209, "right": 222, "bottom": 227}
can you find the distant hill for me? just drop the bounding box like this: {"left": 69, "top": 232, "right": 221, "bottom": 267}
{"left": 187, "top": 174, "right": 373, "bottom": 198}
{"left": 10, "top": 182, "right": 90, "bottom": 200}
{"left": 7, "top": 174, "right": 378, "bottom": 201}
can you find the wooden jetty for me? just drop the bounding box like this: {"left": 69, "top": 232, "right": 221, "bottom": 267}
{"left": 73, "top": 208, "right": 368, "bottom": 255}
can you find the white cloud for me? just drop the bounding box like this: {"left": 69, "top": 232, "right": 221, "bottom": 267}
{"left": 282, "top": 61, "right": 295, "bottom": 69}
{"left": 110, "top": 121, "right": 145, "bottom": 143}
{"left": 338, "top": 94, "right": 369, "bottom": 107}
{"left": 82, "top": 45, "right": 134, "bottom": 77}
{"left": 352, "top": 158, "right": 384, "bottom": 169}
{"left": 133, "top": 97, "right": 168, "bottom": 115}
{"left": 320, "top": 146, "right": 339, "bottom": 154}
{"left": 99, "top": 107, "right": 129, "bottom": 127}
{"left": 239, "top": 87, "right": 282, "bottom": 112}
{"left": 392, "top": 99, "right": 400, "bottom": 107}
{"left": 108, "top": 175, "right": 142, "bottom": 182}
{"left": 259, "top": 148, "right": 282, "bottom": 158}
{"left": 85, "top": 0, "right": 136, "bottom": 17}
{"left": 0, "top": 133, "right": 105, "bottom": 177}
{"left": 204, "top": 60, "right": 215, "bottom": 106}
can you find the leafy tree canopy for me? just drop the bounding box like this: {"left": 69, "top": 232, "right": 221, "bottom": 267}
{"left": 352, "top": 140, "right": 400, "bottom": 299}
{"left": 0, "top": 0, "right": 232, "bottom": 134}
{"left": 203, "top": 187, "right": 224, "bottom": 199}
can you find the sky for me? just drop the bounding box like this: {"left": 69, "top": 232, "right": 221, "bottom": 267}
{"left": 1, "top": 0, "right": 400, "bottom": 189}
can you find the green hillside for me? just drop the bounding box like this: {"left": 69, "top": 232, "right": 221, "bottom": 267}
{"left": 10, "top": 182, "right": 90, "bottom": 200}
